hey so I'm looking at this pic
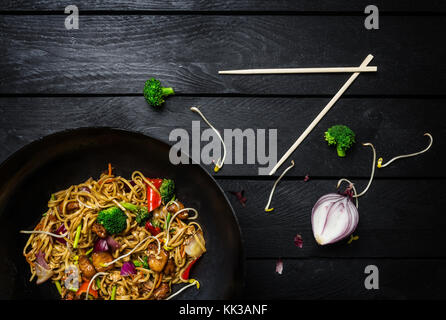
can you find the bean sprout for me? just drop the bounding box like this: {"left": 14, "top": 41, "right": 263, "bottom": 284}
{"left": 165, "top": 279, "right": 199, "bottom": 300}
{"left": 104, "top": 235, "right": 160, "bottom": 266}
{"left": 20, "top": 230, "right": 69, "bottom": 239}
{"left": 336, "top": 143, "right": 376, "bottom": 208}
{"left": 85, "top": 272, "right": 108, "bottom": 300}
{"left": 264, "top": 160, "right": 295, "bottom": 212}
{"left": 377, "top": 133, "right": 433, "bottom": 168}
{"left": 190, "top": 106, "right": 226, "bottom": 172}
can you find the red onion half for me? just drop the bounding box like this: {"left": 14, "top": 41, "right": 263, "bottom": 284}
{"left": 311, "top": 193, "right": 358, "bottom": 245}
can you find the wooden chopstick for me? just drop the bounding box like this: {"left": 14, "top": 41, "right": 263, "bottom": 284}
{"left": 268, "top": 54, "right": 375, "bottom": 175}
{"left": 219, "top": 66, "right": 377, "bottom": 75}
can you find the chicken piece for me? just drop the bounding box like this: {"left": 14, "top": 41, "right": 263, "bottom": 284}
{"left": 58, "top": 201, "right": 79, "bottom": 213}
{"left": 153, "top": 283, "right": 170, "bottom": 300}
{"left": 91, "top": 222, "right": 107, "bottom": 238}
{"left": 138, "top": 280, "right": 155, "bottom": 295}
{"left": 166, "top": 201, "right": 188, "bottom": 220}
{"left": 163, "top": 258, "right": 176, "bottom": 276}
{"left": 91, "top": 251, "right": 113, "bottom": 272}
{"left": 147, "top": 243, "right": 168, "bottom": 272}
{"left": 78, "top": 255, "right": 96, "bottom": 279}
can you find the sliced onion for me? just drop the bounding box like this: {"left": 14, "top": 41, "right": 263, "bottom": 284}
{"left": 93, "top": 239, "right": 109, "bottom": 253}
{"left": 35, "top": 251, "right": 53, "bottom": 284}
{"left": 120, "top": 261, "right": 136, "bottom": 276}
{"left": 184, "top": 230, "right": 206, "bottom": 258}
{"left": 105, "top": 236, "right": 121, "bottom": 251}
{"left": 311, "top": 193, "right": 358, "bottom": 245}
{"left": 54, "top": 224, "right": 67, "bottom": 244}
{"left": 35, "top": 251, "right": 50, "bottom": 269}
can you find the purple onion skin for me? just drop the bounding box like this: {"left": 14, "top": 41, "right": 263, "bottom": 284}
{"left": 120, "top": 261, "right": 137, "bottom": 276}
{"left": 35, "top": 251, "right": 53, "bottom": 284}
{"left": 93, "top": 239, "right": 109, "bottom": 253}
{"left": 106, "top": 236, "right": 121, "bottom": 251}
{"left": 54, "top": 224, "right": 67, "bottom": 244}
{"left": 311, "top": 193, "right": 359, "bottom": 245}
{"left": 35, "top": 251, "right": 50, "bottom": 270}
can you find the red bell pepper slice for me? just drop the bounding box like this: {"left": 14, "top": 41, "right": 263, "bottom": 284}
{"left": 76, "top": 281, "right": 98, "bottom": 299}
{"left": 148, "top": 178, "right": 163, "bottom": 189}
{"left": 181, "top": 257, "right": 200, "bottom": 280}
{"left": 145, "top": 220, "right": 161, "bottom": 236}
{"left": 146, "top": 182, "right": 162, "bottom": 212}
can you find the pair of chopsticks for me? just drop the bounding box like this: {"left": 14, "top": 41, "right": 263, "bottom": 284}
{"left": 218, "top": 54, "right": 377, "bottom": 175}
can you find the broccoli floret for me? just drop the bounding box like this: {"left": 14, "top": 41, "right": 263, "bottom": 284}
{"left": 133, "top": 256, "right": 149, "bottom": 269}
{"left": 324, "top": 125, "right": 356, "bottom": 157}
{"left": 159, "top": 179, "right": 175, "bottom": 204}
{"left": 120, "top": 202, "right": 150, "bottom": 226}
{"left": 97, "top": 207, "right": 127, "bottom": 235}
{"left": 143, "top": 78, "right": 175, "bottom": 108}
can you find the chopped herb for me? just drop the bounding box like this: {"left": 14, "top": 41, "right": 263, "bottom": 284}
{"left": 133, "top": 256, "right": 149, "bottom": 269}
{"left": 347, "top": 234, "right": 359, "bottom": 244}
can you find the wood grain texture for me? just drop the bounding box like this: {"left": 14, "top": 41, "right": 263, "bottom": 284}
{"left": 0, "top": 15, "right": 445, "bottom": 95}
{"left": 219, "top": 179, "right": 446, "bottom": 258}
{"left": 0, "top": 97, "right": 443, "bottom": 178}
{"left": 0, "top": 1, "right": 445, "bottom": 12}
{"left": 244, "top": 259, "right": 446, "bottom": 299}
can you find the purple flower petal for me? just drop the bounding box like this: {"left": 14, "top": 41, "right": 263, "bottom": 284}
{"left": 229, "top": 190, "right": 247, "bottom": 207}
{"left": 294, "top": 234, "right": 303, "bottom": 248}
{"left": 275, "top": 259, "right": 283, "bottom": 275}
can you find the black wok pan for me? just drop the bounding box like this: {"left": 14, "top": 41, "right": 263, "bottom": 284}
{"left": 0, "top": 128, "right": 244, "bottom": 299}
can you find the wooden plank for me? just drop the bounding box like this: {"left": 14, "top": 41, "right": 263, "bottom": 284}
{"left": 0, "top": 1, "right": 445, "bottom": 12}
{"left": 0, "top": 15, "right": 445, "bottom": 95}
{"left": 245, "top": 258, "right": 446, "bottom": 299}
{"left": 218, "top": 179, "right": 446, "bottom": 258}
{"left": 0, "top": 97, "right": 443, "bottom": 178}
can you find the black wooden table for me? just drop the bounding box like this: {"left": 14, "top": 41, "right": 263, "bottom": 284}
{"left": 1, "top": 1, "right": 445, "bottom": 299}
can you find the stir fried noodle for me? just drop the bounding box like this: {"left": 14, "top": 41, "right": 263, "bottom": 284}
{"left": 22, "top": 169, "right": 206, "bottom": 300}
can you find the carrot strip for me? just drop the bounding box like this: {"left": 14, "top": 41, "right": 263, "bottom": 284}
{"left": 155, "top": 273, "right": 163, "bottom": 289}
{"left": 180, "top": 245, "right": 185, "bottom": 258}
{"left": 108, "top": 163, "right": 112, "bottom": 176}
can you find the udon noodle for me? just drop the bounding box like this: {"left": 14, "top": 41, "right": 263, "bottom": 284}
{"left": 21, "top": 169, "right": 206, "bottom": 300}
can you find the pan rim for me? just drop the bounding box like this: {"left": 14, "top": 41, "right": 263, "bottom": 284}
{"left": 0, "top": 126, "right": 245, "bottom": 299}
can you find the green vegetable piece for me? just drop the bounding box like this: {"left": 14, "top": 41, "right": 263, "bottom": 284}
{"left": 54, "top": 280, "right": 62, "bottom": 296}
{"left": 121, "top": 202, "right": 150, "bottom": 226}
{"left": 133, "top": 260, "right": 142, "bottom": 267}
{"left": 165, "top": 212, "right": 171, "bottom": 231}
{"left": 324, "top": 125, "right": 356, "bottom": 157}
{"left": 134, "top": 256, "right": 149, "bottom": 269}
{"left": 97, "top": 207, "right": 127, "bottom": 235}
{"left": 159, "top": 179, "right": 175, "bottom": 204}
{"left": 111, "top": 285, "right": 117, "bottom": 300}
{"left": 73, "top": 224, "right": 82, "bottom": 249}
{"left": 143, "top": 78, "right": 175, "bottom": 108}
